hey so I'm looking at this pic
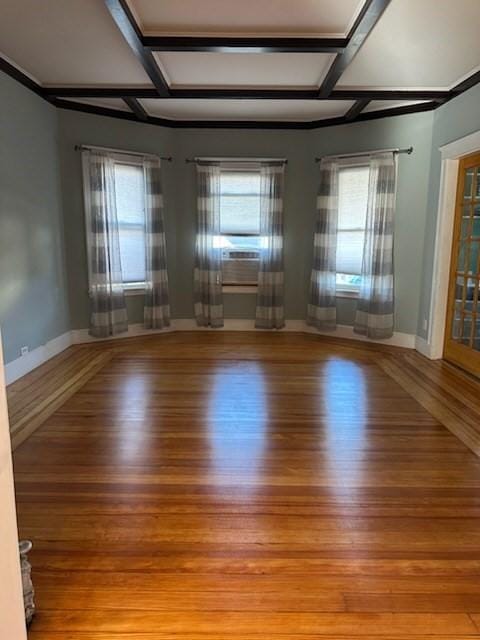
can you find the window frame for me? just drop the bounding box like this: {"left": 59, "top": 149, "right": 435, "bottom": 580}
{"left": 218, "top": 164, "right": 262, "bottom": 293}
{"left": 335, "top": 159, "right": 370, "bottom": 298}
{"left": 112, "top": 154, "right": 147, "bottom": 293}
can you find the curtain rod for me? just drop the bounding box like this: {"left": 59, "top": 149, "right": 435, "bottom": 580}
{"left": 74, "top": 144, "right": 172, "bottom": 162}
{"left": 315, "top": 146, "right": 413, "bottom": 163}
{"left": 185, "top": 156, "right": 288, "bottom": 164}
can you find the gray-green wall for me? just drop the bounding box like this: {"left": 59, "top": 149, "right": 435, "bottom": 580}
{"left": 58, "top": 108, "right": 434, "bottom": 335}
{"left": 57, "top": 110, "right": 175, "bottom": 330}
{"left": 3, "top": 65, "right": 479, "bottom": 364}
{"left": 0, "top": 72, "right": 69, "bottom": 364}
{"left": 418, "top": 83, "right": 480, "bottom": 339}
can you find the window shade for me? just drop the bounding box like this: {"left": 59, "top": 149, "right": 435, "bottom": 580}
{"left": 337, "top": 166, "right": 369, "bottom": 276}
{"left": 219, "top": 172, "right": 261, "bottom": 234}
{"left": 114, "top": 163, "right": 146, "bottom": 284}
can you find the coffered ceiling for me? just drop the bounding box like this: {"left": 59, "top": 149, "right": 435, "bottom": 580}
{"left": 0, "top": 0, "right": 479, "bottom": 128}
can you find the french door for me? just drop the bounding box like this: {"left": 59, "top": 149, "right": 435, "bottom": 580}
{"left": 444, "top": 152, "right": 480, "bottom": 377}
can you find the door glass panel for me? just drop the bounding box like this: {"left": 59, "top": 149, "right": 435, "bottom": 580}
{"left": 446, "top": 155, "right": 480, "bottom": 376}
{"left": 469, "top": 241, "right": 479, "bottom": 274}
{"left": 458, "top": 243, "right": 466, "bottom": 273}
{"left": 473, "top": 217, "right": 480, "bottom": 238}
{"left": 462, "top": 315, "right": 472, "bottom": 345}
{"left": 474, "top": 311, "right": 480, "bottom": 351}
{"left": 464, "top": 168, "right": 474, "bottom": 199}
{"left": 454, "top": 276, "right": 465, "bottom": 303}
{"left": 461, "top": 211, "right": 471, "bottom": 239}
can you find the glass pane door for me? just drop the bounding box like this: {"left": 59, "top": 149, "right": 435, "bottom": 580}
{"left": 444, "top": 153, "right": 480, "bottom": 376}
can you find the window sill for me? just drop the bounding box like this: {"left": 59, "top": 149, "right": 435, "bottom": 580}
{"left": 223, "top": 285, "right": 258, "bottom": 294}
{"left": 124, "top": 283, "right": 145, "bottom": 296}
{"left": 336, "top": 289, "right": 360, "bottom": 299}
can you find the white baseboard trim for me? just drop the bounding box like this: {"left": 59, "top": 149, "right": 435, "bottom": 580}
{"left": 4, "top": 320, "right": 417, "bottom": 385}
{"left": 414, "top": 335, "right": 443, "bottom": 360}
{"left": 73, "top": 319, "right": 416, "bottom": 349}
{"left": 303, "top": 323, "right": 416, "bottom": 349}
{"left": 70, "top": 322, "right": 176, "bottom": 344}
{"left": 415, "top": 335, "right": 432, "bottom": 359}
{"left": 4, "top": 331, "right": 72, "bottom": 385}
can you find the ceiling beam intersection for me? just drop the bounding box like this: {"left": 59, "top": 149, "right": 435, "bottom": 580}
{"left": 123, "top": 96, "right": 148, "bottom": 120}
{"left": 344, "top": 99, "right": 370, "bottom": 120}
{"left": 104, "top": 0, "right": 170, "bottom": 97}
{"left": 318, "top": 0, "right": 392, "bottom": 98}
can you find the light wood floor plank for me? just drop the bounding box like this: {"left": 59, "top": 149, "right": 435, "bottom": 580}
{"left": 10, "top": 332, "right": 480, "bottom": 637}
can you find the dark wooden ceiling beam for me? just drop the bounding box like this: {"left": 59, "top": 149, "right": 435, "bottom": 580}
{"left": 104, "top": 0, "right": 170, "bottom": 97}
{"left": 52, "top": 96, "right": 438, "bottom": 130}
{"left": 43, "top": 86, "right": 450, "bottom": 101}
{"left": 344, "top": 99, "right": 370, "bottom": 120}
{"left": 123, "top": 96, "right": 148, "bottom": 120}
{"left": 318, "top": 0, "right": 392, "bottom": 98}
{"left": 450, "top": 69, "right": 480, "bottom": 97}
{"left": 143, "top": 35, "right": 346, "bottom": 53}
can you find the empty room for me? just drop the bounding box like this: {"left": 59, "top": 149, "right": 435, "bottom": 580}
{"left": 2, "top": 0, "right": 480, "bottom": 638}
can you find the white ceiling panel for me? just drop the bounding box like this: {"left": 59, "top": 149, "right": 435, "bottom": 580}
{"left": 339, "top": 0, "right": 480, "bottom": 90}
{"left": 61, "top": 98, "right": 131, "bottom": 112}
{"left": 363, "top": 100, "right": 428, "bottom": 113}
{"left": 129, "top": 0, "right": 365, "bottom": 36}
{"left": 0, "top": 0, "right": 150, "bottom": 86}
{"left": 140, "top": 99, "right": 352, "bottom": 122}
{"left": 155, "top": 52, "right": 336, "bottom": 88}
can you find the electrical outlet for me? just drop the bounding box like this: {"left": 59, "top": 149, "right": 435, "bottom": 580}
{"left": 21, "top": 346, "right": 29, "bottom": 356}
{"left": 422, "top": 318, "right": 428, "bottom": 331}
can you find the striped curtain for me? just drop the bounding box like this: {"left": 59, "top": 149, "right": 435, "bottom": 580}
{"left": 143, "top": 158, "right": 170, "bottom": 329}
{"left": 354, "top": 152, "right": 397, "bottom": 339}
{"left": 255, "top": 162, "right": 286, "bottom": 329}
{"left": 306, "top": 159, "right": 339, "bottom": 330}
{"left": 194, "top": 163, "right": 223, "bottom": 327}
{"left": 82, "top": 150, "right": 128, "bottom": 338}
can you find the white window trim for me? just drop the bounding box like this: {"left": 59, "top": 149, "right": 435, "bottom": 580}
{"left": 123, "top": 282, "right": 146, "bottom": 295}
{"left": 115, "top": 157, "right": 147, "bottom": 288}
{"left": 335, "top": 159, "right": 369, "bottom": 298}
{"left": 222, "top": 284, "right": 258, "bottom": 294}
{"left": 336, "top": 288, "right": 359, "bottom": 299}
{"left": 219, "top": 166, "right": 261, "bottom": 287}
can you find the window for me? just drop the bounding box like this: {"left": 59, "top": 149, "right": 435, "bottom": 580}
{"left": 336, "top": 165, "right": 369, "bottom": 293}
{"left": 114, "top": 161, "right": 146, "bottom": 288}
{"left": 218, "top": 170, "right": 261, "bottom": 286}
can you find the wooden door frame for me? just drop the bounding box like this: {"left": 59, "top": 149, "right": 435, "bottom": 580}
{"left": 443, "top": 152, "right": 480, "bottom": 373}
{"left": 424, "top": 129, "right": 480, "bottom": 359}
{"left": 0, "top": 333, "right": 27, "bottom": 639}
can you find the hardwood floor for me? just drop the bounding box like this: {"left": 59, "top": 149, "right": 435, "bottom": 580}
{"left": 10, "top": 332, "right": 480, "bottom": 638}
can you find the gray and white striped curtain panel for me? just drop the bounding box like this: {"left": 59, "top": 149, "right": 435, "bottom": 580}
{"left": 306, "top": 159, "right": 339, "bottom": 330}
{"left": 143, "top": 158, "right": 171, "bottom": 330}
{"left": 255, "top": 162, "right": 286, "bottom": 329}
{"left": 194, "top": 163, "right": 224, "bottom": 327}
{"left": 82, "top": 150, "right": 128, "bottom": 338}
{"left": 354, "top": 152, "right": 397, "bottom": 339}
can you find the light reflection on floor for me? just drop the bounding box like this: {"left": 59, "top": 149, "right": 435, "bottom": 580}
{"left": 207, "top": 363, "right": 267, "bottom": 489}
{"left": 113, "top": 373, "right": 150, "bottom": 463}
{"left": 321, "top": 358, "right": 368, "bottom": 492}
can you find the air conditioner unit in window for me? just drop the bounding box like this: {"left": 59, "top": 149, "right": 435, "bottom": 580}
{"left": 222, "top": 249, "right": 259, "bottom": 285}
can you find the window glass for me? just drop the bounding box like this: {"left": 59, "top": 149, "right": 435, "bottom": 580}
{"left": 219, "top": 171, "right": 261, "bottom": 285}
{"left": 114, "top": 162, "right": 146, "bottom": 285}
{"left": 336, "top": 166, "right": 369, "bottom": 290}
